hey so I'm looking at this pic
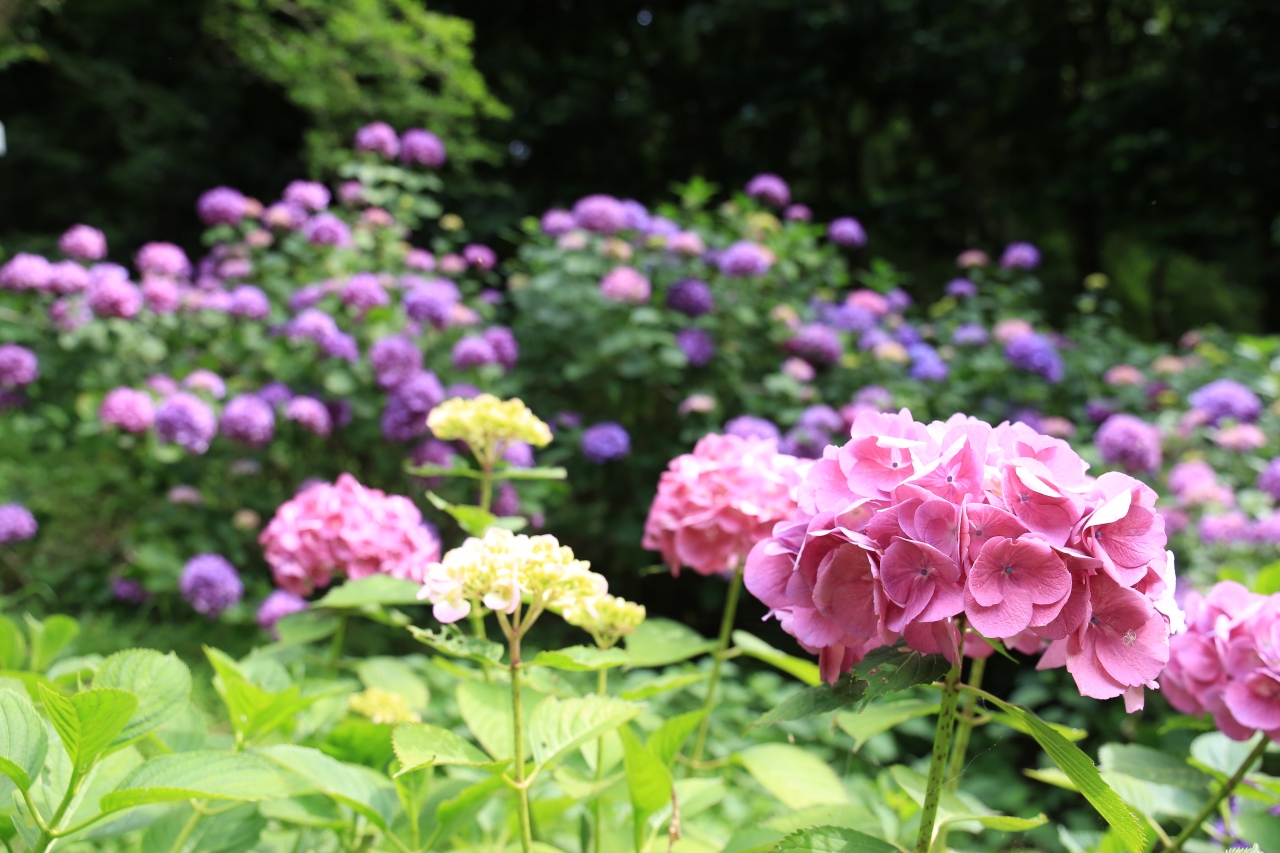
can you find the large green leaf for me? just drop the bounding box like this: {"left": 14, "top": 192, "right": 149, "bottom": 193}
{"left": 431, "top": 775, "right": 506, "bottom": 845}
{"left": 457, "top": 681, "right": 517, "bottom": 760}
{"left": 739, "top": 743, "right": 848, "bottom": 809}
{"left": 141, "top": 803, "right": 265, "bottom": 853}
{"left": 26, "top": 614, "right": 79, "bottom": 672}
{"left": 0, "top": 616, "right": 27, "bottom": 670}
{"left": 528, "top": 695, "right": 641, "bottom": 770}
{"left": 624, "top": 619, "right": 717, "bottom": 668}
{"left": 771, "top": 826, "right": 900, "bottom": 852}
{"left": 100, "top": 751, "right": 285, "bottom": 812}
{"left": 732, "top": 631, "right": 821, "bottom": 686}
{"left": 531, "top": 646, "right": 629, "bottom": 671}
{"left": 356, "top": 657, "right": 429, "bottom": 712}
{"left": 425, "top": 491, "right": 499, "bottom": 536}
{"left": 39, "top": 684, "right": 137, "bottom": 774}
{"left": 751, "top": 674, "right": 866, "bottom": 728}
{"left": 1098, "top": 743, "right": 1211, "bottom": 792}
{"left": 257, "top": 744, "right": 398, "bottom": 830}
{"left": 391, "top": 723, "right": 495, "bottom": 773}
{"left": 313, "top": 575, "right": 425, "bottom": 608}
{"left": 1236, "top": 811, "right": 1280, "bottom": 852}
{"left": 258, "top": 794, "right": 346, "bottom": 828}
{"left": 849, "top": 645, "right": 950, "bottom": 709}
{"left": 93, "top": 650, "right": 192, "bottom": 747}
{"left": 205, "top": 647, "right": 308, "bottom": 744}
{"left": 0, "top": 690, "right": 46, "bottom": 790}
{"left": 836, "top": 697, "right": 939, "bottom": 752}
{"left": 409, "top": 626, "right": 504, "bottom": 665}
{"left": 274, "top": 610, "right": 341, "bottom": 645}
{"left": 1189, "top": 732, "right": 1264, "bottom": 779}
{"left": 646, "top": 709, "right": 708, "bottom": 769}
{"left": 619, "top": 671, "right": 707, "bottom": 701}
{"left": 620, "top": 725, "right": 671, "bottom": 853}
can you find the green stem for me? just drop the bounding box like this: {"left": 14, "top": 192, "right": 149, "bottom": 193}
{"left": 510, "top": 626, "right": 534, "bottom": 853}
{"left": 690, "top": 564, "right": 744, "bottom": 765}
{"left": 32, "top": 769, "right": 81, "bottom": 853}
{"left": 166, "top": 805, "right": 203, "bottom": 853}
{"left": 1166, "top": 736, "right": 1269, "bottom": 853}
{"left": 471, "top": 610, "right": 493, "bottom": 683}
{"left": 593, "top": 668, "right": 608, "bottom": 853}
{"left": 914, "top": 652, "right": 963, "bottom": 853}
{"left": 328, "top": 614, "right": 347, "bottom": 672}
{"left": 946, "top": 654, "right": 986, "bottom": 792}
{"left": 479, "top": 465, "right": 494, "bottom": 515}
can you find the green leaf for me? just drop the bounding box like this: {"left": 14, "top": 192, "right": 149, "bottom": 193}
{"left": 409, "top": 626, "right": 504, "bottom": 665}
{"left": 492, "top": 466, "right": 568, "bottom": 481}
{"left": 0, "top": 690, "right": 46, "bottom": 790}
{"left": 988, "top": 711, "right": 1087, "bottom": 742}
{"left": 528, "top": 695, "right": 641, "bottom": 769}
{"left": 391, "top": 723, "right": 495, "bottom": 773}
{"left": 764, "top": 804, "right": 880, "bottom": 835}
{"left": 93, "top": 650, "right": 192, "bottom": 747}
{"left": 771, "top": 826, "right": 900, "bottom": 852}
{"left": 836, "top": 698, "right": 940, "bottom": 752}
{"left": 432, "top": 775, "right": 507, "bottom": 844}
{"left": 39, "top": 684, "right": 137, "bottom": 774}
{"left": 751, "top": 674, "right": 866, "bottom": 728}
{"left": 941, "top": 814, "right": 1049, "bottom": 833}
{"left": 619, "top": 671, "right": 707, "bottom": 701}
{"left": 1235, "top": 811, "right": 1280, "bottom": 852}
{"left": 455, "top": 681, "right": 544, "bottom": 761}
{"left": 624, "top": 619, "right": 718, "bottom": 668}
{"left": 100, "top": 751, "right": 286, "bottom": 812}
{"left": 531, "top": 646, "right": 629, "bottom": 671}
{"left": 313, "top": 575, "right": 424, "bottom": 608}
{"left": 274, "top": 610, "right": 341, "bottom": 645}
{"left": 849, "top": 645, "right": 950, "bottom": 709}
{"left": 257, "top": 744, "right": 398, "bottom": 829}
{"left": 739, "top": 743, "right": 849, "bottom": 809}
{"left": 620, "top": 725, "right": 672, "bottom": 853}
{"left": 1190, "top": 732, "right": 1264, "bottom": 779}
{"left": 732, "top": 631, "right": 821, "bottom": 686}
{"left": 647, "top": 709, "right": 708, "bottom": 769}
{"left": 1098, "top": 744, "right": 1211, "bottom": 792}
{"left": 26, "top": 614, "right": 79, "bottom": 673}
{"left": 259, "top": 794, "right": 346, "bottom": 828}
{"left": 426, "top": 491, "right": 498, "bottom": 536}
{"left": 205, "top": 647, "right": 311, "bottom": 744}
{"left": 0, "top": 616, "right": 27, "bottom": 670}
{"left": 889, "top": 764, "right": 995, "bottom": 833}
{"left": 141, "top": 803, "right": 265, "bottom": 853}
{"left": 356, "top": 657, "right": 429, "bottom": 712}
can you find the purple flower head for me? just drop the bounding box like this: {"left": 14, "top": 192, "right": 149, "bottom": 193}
{"left": 156, "top": 393, "right": 218, "bottom": 454}
{"left": 555, "top": 411, "right": 582, "bottom": 430}
{"left": 745, "top": 173, "right": 790, "bottom": 207}
{"left": 99, "top": 388, "right": 155, "bottom": 432}
{"left": 229, "top": 285, "right": 271, "bottom": 320}
{"left": 828, "top": 217, "right": 867, "bottom": 248}
{"left": 288, "top": 282, "right": 331, "bottom": 312}
{"left": 411, "top": 438, "right": 460, "bottom": 484}
{"left": 668, "top": 231, "right": 705, "bottom": 255}
{"left": 179, "top": 554, "right": 243, "bottom": 617}
{"left": 284, "top": 396, "right": 331, "bottom": 437}
{"left": 483, "top": 326, "right": 519, "bottom": 370}
{"left": 1000, "top": 242, "right": 1041, "bottom": 270}
{"left": 264, "top": 202, "right": 307, "bottom": 230}
{"left": 816, "top": 303, "right": 875, "bottom": 333}
{"left": 1085, "top": 399, "right": 1117, "bottom": 424}
{"left": 503, "top": 441, "right": 535, "bottom": 468}
{"left": 895, "top": 324, "right": 922, "bottom": 347}
{"left": 287, "top": 308, "right": 339, "bottom": 343}
{"left": 197, "top": 187, "right": 248, "bottom": 226}
{"left": 854, "top": 385, "right": 893, "bottom": 410}
{"left": 146, "top": 375, "right": 180, "bottom": 397}
{"left": 49, "top": 297, "right": 91, "bottom": 332}
{"left": 908, "top": 344, "right": 948, "bottom": 381}
{"left": 1189, "top": 379, "right": 1262, "bottom": 425}
{"left": 1095, "top": 413, "right": 1162, "bottom": 474}
{"left": 354, "top": 121, "right": 400, "bottom": 158}
{"left": 403, "top": 279, "right": 459, "bottom": 328}
{"left": 541, "top": 209, "right": 576, "bottom": 235}
{"left": 785, "top": 204, "right": 812, "bottom": 222}
{"left": 946, "top": 278, "right": 978, "bottom": 298}
{"left": 1256, "top": 458, "right": 1280, "bottom": 501}
{"left": 339, "top": 181, "right": 365, "bottom": 206}
{"left": 0, "top": 253, "right": 53, "bottom": 291}
{"left": 645, "top": 216, "right": 680, "bottom": 237}
{"left": 257, "top": 383, "right": 292, "bottom": 408}
{"left": 885, "top": 289, "right": 912, "bottom": 313}
{"left": 320, "top": 331, "right": 359, "bottom": 362}
{"left": 221, "top": 394, "right": 275, "bottom": 447}
{"left": 303, "top": 214, "right": 352, "bottom": 247}
{"left": 135, "top": 243, "right": 191, "bottom": 279}
{"left": 142, "top": 277, "right": 181, "bottom": 314}
{"left": 581, "top": 422, "right": 630, "bottom": 463}
{"left": 572, "top": 194, "right": 627, "bottom": 234}
{"left": 451, "top": 335, "right": 499, "bottom": 369}
{"left": 59, "top": 225, "right": 107, "bottom": 261}
{"left": 183, "top": 369, "right": 226, "bottom": 399}
{"left": 666, "top": 279, "right": 714, "bottom": 317}
{"left": 1199, "top": 512, "right": 1252, "bottom": 546}
{"left": 491, "top": 482, "right": 521, "bottom": 517}
{"left": 0, "top": 346, "right": 38, "bottom": 389}
{"left": 0, "top": 504, "right": 37, "bottom": 544}
{"left": 439, "top": 254, "right": 466, "bottom": 275}
{"left": 112, "top": 578, "right": 150, "bottom": 605}
{"left": 619, "top": 200, "right": 649, "bottom": 231}
{"left": 283, "top": 180, "right": 330, "bottom": 211}
{"left": 444, "top": 383, "right": 481, "bottom": 400}
{"left": 256, "top": 590, "right": 308, "bottom": 637}
{"left": 676, "top": 328, "right": 715, "bottom": 367}
{"left": 716, "top": 241, "right": 772, "bottom": 277}
{"left": 951, "top": 322, "right": 988, "bottom": 346}
{"left": 341, "top": 273, "right": 389, "bottom": 312}
{"left": 779, "top": 426, "right": 827, "bottom": 459}
{"left": 463, "top": 244, "right": 497, "bottom": 270}
{"left": 400, "top": 128, "right": 446, "bottom": 167}
{"left": 786, "top": 324, "right": 843, "bottom": 367}
{"left": 405, "top": 248, "right": 434, "bottom": 271}
{"left": 1004, "top": 333, "right": 1063, "bottom": 383}
{"left": 381, "top": 371, "right": 444, "bottom": 442}
{"left": 48, "top": 260, "right": 90, "bottom": 295}
{"left": 798, "top": 405, "right": 843, "bottom": 435}
{"left": 725, "top": 415, "right": 780, "bottom": 441}
{"left": 600, "top": 266, "right": 651, "bottom": 304}
{"left": 370, "top": 335, "right": 423, "bottom": 389}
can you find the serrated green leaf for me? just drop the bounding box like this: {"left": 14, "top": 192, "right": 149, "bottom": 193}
{"left": 0, "top": 690, "right": 46, "bottom": 790}
{"left": 1190, "top": 732, "right": 1264, "bottom": 779}
{"left": 849, "top": 645, "right": 950, "bottom": 709}
{"left": 739, "top": 743, "right": 848, "bottom": 809}
{"left": 392, "top": 723, "right": 494, "bottom": 773}
{"left": 356, "top": 657, "right": 429, "bottom": 712}
{"left": 455, "top": 681, "right": 545, "bottom": 761}
{"left": 646, "top": 709, "right": 708, "bottom": 769}
{"left": 101, "top": 751, "right": 285, "bottom": 812}
{"left": 94, "top": 650, "right": 192, "bottom": 747}
{"left": 988, "top": 711, "right": 1087, "bottom": 742}
{"left": 732, "top": 631, "right": 821, "bottom": 686}
{"left": 258, "top": 794, "right": 346, "bottom": 828}
{"left": 836, "top": 698, "right": 940, "bottom": 752}
{"left": 620, "top": 725, "right": 671, "bottom": 853}
{"left": 0, "top": 616, "right": 27, "bottom": 670}
{"left": 39, "top": 685, "right": 137, "bottom": 774}
{"left": 141, "top": 802, "right": 265, "bottom": 853}
{"left": 409, "top": 626, "right": 504, "bottom": 665}
{"left": 274, "top": 610, "right": 341, "bottom": 645}
{"left": 619, "top": 671, "right": 707, "bottom": 701}
{"left": 205, "top": 647, "right": 313, "bottom": 745}
{"left": 528, "top": 695, "right": 641, "bottom": 769}
{"left": 531, "top": 646, "right": 629, "bottom": 671}
{"left": 426, "top": 491, "right": 498, "bottom": 536}
{"left": 1098, "top": 743, "right": 1210, "bottom": 792}
{"left": 257, "top": 744, "right": 398, "bottom": 829}
{"left": 752, "top": 674, "right": 866, "bottom": 728}
{"left": 624, "top": 619, "right": 717, "bottom": 668}
{"left": 26, "top": 614, "right": 78, "bottom": 673}
{"left": 771, "top": 826, "right": 899, "bottom": 852}
{"left": 314, "top": 575, "right": 424, "bottom": 608}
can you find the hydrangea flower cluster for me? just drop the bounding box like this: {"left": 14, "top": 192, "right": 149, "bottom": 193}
{"left": 426, "top": 394, "right": 552, "bottom": 469}
{"left": 744, "top": 409, "right": 1178, "bottom": 709}
{"left": 581, "top": 422, "right": 630, "bottom": 463}
{"left": 179, "top": 554, "right": 243, "bottom": 617}
{"left": 561, "top": 593, "right": 647, "bottom": 649}
{"left": 0, "top": 503, "right": 38, "bottom": 544}
{"left": 259, "top": 473, "right": 443, "bottom": 595}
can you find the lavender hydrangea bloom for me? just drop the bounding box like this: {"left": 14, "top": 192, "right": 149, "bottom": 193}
{"left": 100, "top": 388, "right": 155, "bottom": 432}
{"left": 321, "top": 331, "right": 359, "bottom": 362}
{"left": 786, "top": 324, "right": 843, "bottom": 366}
{"left": 370, "top": 335, "right": 423, "bottom": 389}
{"left": 581, "top": 422, "right": 630, "bottom": 463}
{"left": 0, "top": 345, "right": 38, "bottom": 389}
{"left": 452, "top": 335, "right": 499, "bottom": 369}
{"left": 785, "top": 204, "right": 812, "bottom": 221}
{"left": 676, "top": 329, "right": 715, "bottom": 367}
{"left": 284, "top": 396, "right": 332, "bottom": 437}
{"left": 341, "top": 273, "right": 389, "bottom": 311}
{"left": 0, "top": 253, "right": 53, "bottom": 291}
{"left": 197, "top": 187, "right": 247, "bottom": 226}
{"left": 885, "top": 289, "right": 912, "bottom": 313}
{"left": 492, "top": 483, "right": 521, "bottom": 517}
{"left": 503, "top": 441, "right": 535, "bottom": 468}
{"left": 256, "top": 590, "right": 309, "bottom": 636}
{"left": 716, "top": 241, "right": 772, "bottom": 277}
{"left": 410, "top": 438, "right": 459, "bottom": 486}
{"left": 463, "top": 244, "right": 497, "bottom": 270}
{"left": 221, "top": 395, "right": 275, "bottom": 447}
{"left": 49, "top": 297, "right": 91, "bottom": 332}
{"left": 483, "top": 326, "right": 519, "bottom": 370}
{"left": 1256, "top": 458, "right": 1280, "bottom": 500}
{"left": 1085, "top": 399, "right": 1117, "bottom": 424}
{"left": 229, "top": 285, "right": 271, "bottom": 320}
{"left": 403, "top": 280, "right": 459, "bottom": 328}
{"left": 725, "top": 415, "right": 780, "bottom": 441}
{"left": 1000, "top": 242, "right": 1041, "bottom": 270}
{"left": 444, "top": 383, "right": 481, "bottom": 400}
{"left": 817, "top": 303, "right": 875, "bottom": 333}
{"left": 59, "top": 225, "right": 108, "bottom": 260}
{"left": 303, "top": 214, "right": 352, "bottom": 247}
{"left": 287, "top": 308, "right": 339, "bottom": 343}
{"left": 283, "top": 180, "right": 331, "bottom": 211}
{"left": 288, "top": 283, "right": 331, "bottom": 312}
{"left": 908, "top": 344, "right": 949, "bottom": 381}
{"left": 256, "top": 383, "right": 292, "bottom": 408}
{"left": 541, "top": 209, "right": 576, "bottom": 235}
{"left": 135, "top": 242, "right": 191, "bottom": 278}
{"left": 645, "top": 216, "right": 680, "bottom": 237}
{"left": 179, "top": 554, "right": 243, "bottom": 617}
{"left": 1004, "top": 333, "right": 1063, "bottom": 383}
{"left": 572, "top": 195, "right": 627, "bottom": 234}
{"left": 599, "top": 267, "right": 651, "bottom": 303}
{"left": 827, "top": 217, "right": 867, "bottom": 248}
{"left": 798, "top": 405, "right": 843, "bottom": 435}
{"left": 381, "top": 371, "right": 444, "bottom": 442}
{"left": 156, "top": 393, "right": 218, "bottom": 453}
{"left": 264, "top": 202, "right": 307, "bottom": 230}
{"left": 895, "top": 325, "right": 921, "bottom": 347}
{"left": 48, "top": 261, "right": 90, "bottom": 295}
{"left": 1189, "top": 379, "right": 1262, "bottom": 425}
{"left": 111, "top": 578, "right": 150, "bottom": 604}
{"left": 1095, "top": 414, "right": 1162, "bottom": 473}
{"left": 946, "top": 278, "right": 978, "bottom": 298}
{"left": 951, "top": 323, "right": 988, "bottom": 346}
{"left": 745, "top": 173, "right": 790, "bottom": 207}
{"left": 666, "top": 279, "right": 714, "bottom": 317}
{"left": 401, "top": 129, "right": 447, "bottom": 167}
{"left": 87, "top": 276, "right": 143, "bottom": 319}
{"left": 404, "top": 248, "right": 434, "bottom": 270}
{"left": 354, "top": 122, "right": 400, "bottom": 158}
{"left": 0, "top": 504, "right": 37, "bottom": 544}
{"left": 779, "top": 426, "right": 827, "bottom": 459}
{"left": 183, "top": 369, "right": 226, "bottom": 399}
{"left": 141, "top": 277, "right": 181, "bottom": 314}
{"left": 619, "top": 200, "right": 649, "bottom": 231}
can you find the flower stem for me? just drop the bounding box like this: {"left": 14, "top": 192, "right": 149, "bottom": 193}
{"left": 914, "top": 652, "right": 963, "bottom": 853}
{"left": 327, "top": 614, "right": 347, "bottom": 672}
{"left": 690, "top": 564, "right": 743, "bottom": 765}
{"left": 479, "top": 464, "right": 494, "bottom": 515}
{"left": 592, "top": 668, "right": 608, "bottom": 853}
{"left": 1166, "top": 736, "right": 1269, "bottom": 853}
{"left": 946, "top": 654, "right": 986, "bottom": 792}
{"left": 509, "top": 627, "right": 534, "bottom": 853}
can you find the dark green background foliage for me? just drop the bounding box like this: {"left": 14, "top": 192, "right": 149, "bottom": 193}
{"left": 3, "top": 0, "right": 1280, "bottom": 338}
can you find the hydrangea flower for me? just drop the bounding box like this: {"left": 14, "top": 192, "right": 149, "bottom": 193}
{"left": 197, "top": 187, "right": 248, "bottom": 226}
{"left": 1004, "top": 333, "right": 1064, "bottom": 382}
{"left": 303, "top": 213, "right": 352, "bottom": 247}
{"left": 785, "top": 204, "right": 812, "bottom": 221}
{"left": 745, "top": 173, "right": 790, "bottom": 207}
{"left": 1000, "top": 241, "right": 1041, "bottom": 269}
{"left": 155, "top": 393, "right": 217, "bottom": 454}
{"left": 581, "top": 422, "right": 630, "bottom": 463}
{"left": 59, "top": 224, "right": 108, "bottom": 260}
{"left": 666, "top": 279, "right": 714, "bottom": 317}
{"left": 562, "top": 593, "right": 646, "bottom": 649}
{"left": 179, "top": 554, "right": 243, "bottom": 617}
{"left": 221, "top": 394, "right": 275, "bottom": 447}
{"left": 354, "top": 121, "right": 400, "bottom": 158}
{"left": 401, "top": 128, "right": 446, "bottom": 167}
{"left": 256, "top": 590, "right": 309, "bottom": 637}
{"left": 828, "top": 217, "right": 867, "bottom": 248}
{"left": 264, "top": 201, "right": 307, "bottom": 230}
{"left": 716, "top": 241, "right": 772, "bottom": 276}
{"left": 786, "top": 324, "right": 843, "bottom": 367}
{"left": 284, "top": 396, "right": 332, "bottom": 437}
{"left": 1257, "top": 458, "right": 1280, "bottom": 501}
{"left": 381, "top": 371, "right": 445, "bottom": 442}
{"left": 952, "top": 323, "right": 988, "bottom": 346}
{"left": 725, "top": 415, "right": 780, "bottom": 441}
{"left": 100, "top": 388, "right": 155, "bottom": 432}
{"left": 87, "top": 275, "right": 143, "bottom": 319}
{"left": 47, "top": 260, "right": 90, "bottom": 295}
{"left": 483, "top": 326, "right": 519, "bottom": 370}
{"left": 183, "top": 369, "right": 226, "bottom": 399}
{"left": 956, "top": 249, "right": 990, "bottom": 268}
{"left": 572, "top": 195, "right": 626, "bottom": 234}
{"left": 946, "top": 278, "right": 978, "bottom": 298}
{"left": 370, "top": 335, "right": 423, "bottom": 389}
{"left": 1095, "top": 414, "right": 1162, "bottom": 473}
{"left": 676, "top": 328, "right": 715, "bottom": 366}
{"left": 0, "top": 345, "right": 38, "bottom": 389}
{"left": 403, "top": 279, "right": 460, "bottom": 329}
{"left": 340, "top": 273, "right": 390, "bottom": 312}
{"left": 135, "top": 243, "right": 191, "bottom": 279}
{"left": 463, "top": 244, "right": 497, "bottom": 270}
{"left": 111, "top": 577, "right": 150, "bottom": 604}
{"left": 228, "top": 285, "right": 270, "bottom": 320}
{"left": 427, "top": 394, "right": 552, "bottom": 466}
{"left": 0, "top": 503, "right": 37, "bottom": 544}
{"left": 283, "top": 180, "right": 331, "bottom": 211}
{"left": 541, "top": 209, "right": 576, "bottom": 235}
{"left": 1189, "top": 379, "right": 1262, "bottom": 425}
{"left": 599, "top": 266, "right": 651, "bottom": 303}
{"left": 452, "top": 335, "right": 499, "bottom": 369}
{"left": 908, "top": 344, "right": 948, "bottom": 381}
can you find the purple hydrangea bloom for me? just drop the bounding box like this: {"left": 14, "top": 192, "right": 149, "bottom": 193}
{"left": 112, "top": 578, "right": 150, "bottom": 604}
{"left": 0, "top": 253, "right": 53, "bottom": 291}
{"left": 444, "top": 383, "right": 481, "bottom": 400}
{"left": 666, "top": 279, "right": 714, "bottom": 317}
{"left": 541, "top": 209, "right": 576, "bottom": 235}
{"left": 263, "top": 202, "right": 307, "bottom": 230}
{"left": 1000, "top": 242, "right": 1041, "bottom": 270}
{"left": 1095, "top": 414, "right": 1162, "bottom": 473}
{"left": 403, "top": 279, "right": 459, "bottom": 328}
{"left": 1256, "top": 458, "right": 1280, "bottom": 501}
{"left": 87, "top": 276, "right": 143, "bottom": 319}
{"left": 411, "top": 438, "right": 459, "bottom": 485}
{"left": 1189, "top": 379, "right": 1262, "bottom": 425}
{"left": 404, "top": 248, "right": 434, "bottom": 270}
{"left": 99, "top": 388, "right": 155, "bottom": 432}
{"left": 48, "top": 260, "right": 91, "bottom": 295}
{"left": 951, "top": 323, "right": 988, "bottom": 346}
{"left": 370, "top": 335, "right": 423, "bottom": 389}
{"left": 492, "top": 482, "right": 521, "bottom": 517}
{"left": 341, "top": 272, "right": 390, "bottom": 311}
{"left": 381, "top": 371, "right": 445, "bottom": 442}
{"left": 503, "top": 441, "right": 534, "bottom": 468}
{"left": 463, "top": 244, "right": 497, "bottom": 270}
{"left": 716, "top": 241, "right": 772, "bottom": 277}
{"left": 452, "top": 335, "right": 499, "bottom": 369}
{"left": 135, "top": 242, "right": 191, "bottom": 278}
{"left": 287, "top": 308, "right": 340, "bottom": 343}
{"left": 618, "top": 199, "right": 649, "bottom": 231}
{"left": 786, "top": 324, "right": 843, "bottom": 367}
{"left": 183, "top": 369, "right": 226, "bottom": 399}
{"left": 816, "top": 303, "right": 875, "bottom": 333}
{"left": 256, "top": 589, "right": 309, "bottom": 637}
{"left": 179, "top": 554, "right": 243, "bottom": 617}
{"left": 483, "top": 326, "right": 519, "bottom": 370}
{"left": 59, "top": 225, "right": 107, "bottom": 260}
{"left": 303, "top": 214, "right": 352, "bottom": 247}
{"left": 156, "top": 393, "right": 218, "bottom": 453}
{"left": 0, "top": 345, "right": 38, "bottom": 389}
{"left": 798, "top": 405, "right": 843, "bottom": 435}
{"left": 1085, "top": 399, "right": 1117, "bottom": 424}
{"left": 0, "top": 503, "right": 37, "bottom": 544}
{"left": 572, "top": 195, "right": 626, "bottom": 234}
{"left": 229, "top": 285, "right": 271, "bottom": 320}
{"left": 49, "top": 297, "right": 91, "bottom": 332}
{"left": 284, "top": 396, "right": 331, "bottom": 437}
{"left": 283, "top": 180, "right": 331, "bottom": 211}
{"left": 745, "top": 173, "right": 790, "bottom": 207}
{"left": 1199, "top": 512, "right": 1252, "bottom": 546}
{"left": 778, "top": 426, "right": 827, "bottom": 459}
{"left": 141, "top": 277, "right": 181, "bottom": 314}
{"left": 197, "top": 187, "right": 247, "bottom": 226}
{"left": 220, "top": 394, "right": 275, "bottom": 447}
{"left": 1004, "top": 333, "right": 1063, "bottom": 383}
{"left": 908, "top": 344, "right": 949, "bottom": 381}
{"left": 725, "top": 415, "right": 781, "bottom": 441}
{"left": 354, "top": 122, "right": 400, "bottom": 158}
{"left": 288, "top": 283, "right": 331, "bottom": 312}
{"left": 885, "top": 289, "right": 912, "bottom": 313}
{"left": 581, "top": 422, "right": 630, "bottom": 463}
{"left": 855, "top": 386, "right": 893, "bottom": 410}
{"left": 320, "top": 331, "right": 359, "bottom": 362}
{"left": 895, "top": 324, "right": 922, "bottom": 347}
{"left": 400, "top": 128, "right": 446, "bottom": 167}
{"left": 599, "top": 267, "right": 651, "bottom": 303}
{"left": 676, "top": 328, "right": 715, "bottom": 367}
{"left": 828, "top": 217, "right": 867, "bottom": 248}
{"left": 946, "top": 278, "right": 978, "bottom": 298}
{"left": 645, "top": 216, "right": 680, "bottom": 237}
{"left": 785, "top": 204, "right": 812, "bottom": 222}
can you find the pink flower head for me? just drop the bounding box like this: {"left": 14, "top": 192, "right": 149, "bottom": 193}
{"left": 599, "top": 266, "right": 651, "bottom": 304}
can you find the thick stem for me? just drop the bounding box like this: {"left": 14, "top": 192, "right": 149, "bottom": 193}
{"left": 946, "top": 655, "right": 986, "bottom": 792}
{"left": 1166, "top": 736, "right": 1269, "bottom": 853}
{"left": 914, "top": 653, "right": 963, "bottom": 853}
{"left": 510, "top": 630, "right": 534, "bottom": 853}
{"left": 479, "top": 465, "right": 494, "bottom": 515}
{"left": 593, "top": 668, "right": 609, "bottom": 853}
{"left": 690, "top": 564, "right": 744, "bottom": 765}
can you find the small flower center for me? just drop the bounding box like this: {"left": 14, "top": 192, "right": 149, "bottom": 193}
{"left": 1094, "top": 530, "right": 1103, "bottom": 540}
{"left": 1003, "top": 565, "right": 1014, "bottom": 575}
{"left": 946, "top": 475, "right": 955, "bottom": 483}
{"left": 919, "top": 568, "right": 929, "bottom": 577}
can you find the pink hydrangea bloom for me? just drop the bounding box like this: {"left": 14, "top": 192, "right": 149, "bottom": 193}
{"left": 643, "top": 434, "right": 805, "bottom": 577}
{"left": 599, "top": 266, "right": 651, "bottom": 304}
{"left": 259, "top": 473, "right": 441, "bottom": 595}
{"left": 743, "top": 409, "right": 1178, "bottom": 706}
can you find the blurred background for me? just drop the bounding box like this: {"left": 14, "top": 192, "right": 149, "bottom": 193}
{"left": 2, "top": 0, "right": 1278, "bottom": 341}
